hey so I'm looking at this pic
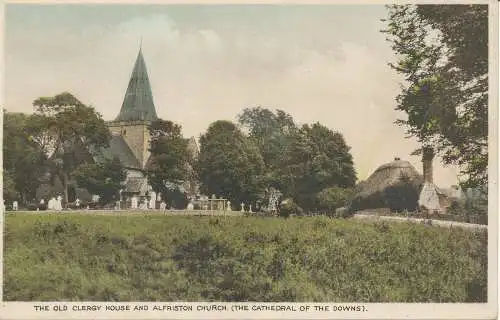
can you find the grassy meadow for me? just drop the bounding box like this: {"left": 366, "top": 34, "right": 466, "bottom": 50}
{"left": 3, "top": 213, "right": 487, "bottom": 302}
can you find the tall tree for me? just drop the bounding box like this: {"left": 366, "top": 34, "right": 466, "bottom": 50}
{"left": 197, "top": 120, "right": 265, "bottom": 205}
{"left": 3, "top": 111, "right": 46, "bottom": 203}
{"left": 72, "top": 157, "right": 126, "bottom": 205}
{"left": 238, "top": 107, "right": 298, "bottom": 188}
{"left": 147, "top": 119, "right": 191, "bottom": 207}
{"left": 382, "top": 5, "right": 488, "bottom": 189}
{"left": 279, "top": 123, "right": 357, "bottom": 210}
{"left": 30, "top": 92, "right": 111, "bottom": 204}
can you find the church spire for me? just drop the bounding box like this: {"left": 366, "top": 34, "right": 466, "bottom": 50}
{"left": 115, "top": 46, "right": 158, "bottom": 122}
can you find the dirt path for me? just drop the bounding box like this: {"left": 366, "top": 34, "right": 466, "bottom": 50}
{"left": 352, "top": 213, "right": 488, "bottom": 230}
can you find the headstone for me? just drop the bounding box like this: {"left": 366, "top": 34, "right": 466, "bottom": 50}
{"left": 55, "top": 196, "right": 63, "bottom": 211}
{"left": 187, "top": 202, "right": 194, "bottom": 210}
{"left": 139, "top": 199, "right": 148, "bottom": 210}
{"left": 227, "top": 201, "right": 232, "bottom": 211}
{"left": 115, "top": 200, "right": 120, "bottom": 210}
{"left": 149, "top": 195, "right": 156, "bottom": 209}
{"left": 131, "top": 196, "right": 138, "bottom": 209}
{"left": 157, "top": 193, "right": 162, "bottom": 202}
{"left": 150, "top": 192, "right": 156, "bottom": 208}
{"left": 75, "top": 198, "right": 80, "bottom": 209}
{"left": 12, "top": 201, "right": 18, "bottom": 211}
{"left": 160, "top": 201, "right": 166, "bottom": 210}
{"left": 241, "top": 203, "right": 245, "bottom": 212}
{"left": 40, "top": 199, "right": 45, "bottom": 205}
{"left": 249, "top": 204, "right": 253, "bottom": 213}
{"left": 48, "top": 197, "right": 56, "bottom": 210}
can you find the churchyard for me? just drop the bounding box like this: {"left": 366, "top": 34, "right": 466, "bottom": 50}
{"left": 3, "top": 213, "right": 487, "bottom": 302}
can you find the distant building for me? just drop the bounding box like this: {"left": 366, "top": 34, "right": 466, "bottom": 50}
{"left": 95, "top": 46, "right": 199, "bottom": 200}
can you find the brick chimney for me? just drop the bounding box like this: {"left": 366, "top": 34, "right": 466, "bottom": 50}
{"left": 422, "top": 147, "right": 434, "bottom": 184}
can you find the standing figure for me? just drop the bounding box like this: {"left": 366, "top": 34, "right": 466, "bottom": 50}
{"left": 241, "top": 203, "right": 245, "bottom": 212}
{"left": 12, "top": 200, "right": 18, "bottom": 211}
{"left": 227, "top": 201, "right": 232, "bottom": 211}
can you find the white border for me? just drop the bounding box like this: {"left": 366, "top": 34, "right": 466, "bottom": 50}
{"left": 0, "top": 1, "right": 498, "bottom": 319}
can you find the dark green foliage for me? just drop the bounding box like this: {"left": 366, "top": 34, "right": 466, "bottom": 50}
{"left": 278, "top": 123, "right": 357, "bottom": 211}
{"left": 383, "top": 174, "right": 421, "bottom": 212}
{"left": 3, "top": 170, "right": 18, "bottom": 203}
{"left": 316, "top": 186, "right": 354, "bottom": 213}
{"left": 197, "top": 120, "right": 265, "bottom": 205}
{"left": 238, "top": 108, "right": 357, "bottom": 212}
{"left": 147, "top": 119, "right": 190, "bottom": 206}
{"left": 382, "top": 5, "right": 488, "bottom": 188}
{"left": 4, "top": 214, "right": 486, "bottom": 302}
{"left": 278, "top": 199, "right": 303, "bottom": 218}
{"left": 3, "top": 112, "right": 47, "bottom": 203}
{"left": 30, "top": 92, "right": 111, "bottom": 204}
{"left": 72, "top": 157, "right": 126, "bottom": 205}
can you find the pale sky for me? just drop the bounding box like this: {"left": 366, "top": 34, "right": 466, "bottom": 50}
{"left": 4, "top": 4, "right": 461, "bottom": 187}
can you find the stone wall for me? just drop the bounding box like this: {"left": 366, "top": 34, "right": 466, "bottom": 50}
{"left": 107, "top": 120, "right": 151, "bottom": 168}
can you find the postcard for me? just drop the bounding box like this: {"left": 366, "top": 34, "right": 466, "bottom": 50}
{"left": 1, "top": 1, "right": 497, "bottom": 319}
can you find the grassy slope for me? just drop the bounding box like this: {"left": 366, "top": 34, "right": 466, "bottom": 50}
{"left": 4, "top": 214, "right": 487, "bottom": 302}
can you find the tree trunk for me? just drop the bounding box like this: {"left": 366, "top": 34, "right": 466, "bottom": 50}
{"left": 63, "top": 172, "right": 69, "bottom": 207}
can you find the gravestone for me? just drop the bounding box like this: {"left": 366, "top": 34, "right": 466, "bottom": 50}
{"left": 12, "top": 201, "right": 18, "bottom": 211}
{"left": 131, "top": 196, "right": 138, "bottom": 209}
{"left": 241, "top": 203, "right": 245, "bottom": 212}
{"left": 227, "top": 201, "right": 232, "bottom": 211}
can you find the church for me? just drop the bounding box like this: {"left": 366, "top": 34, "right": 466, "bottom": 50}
{"left": 98, "top": 46, "right": 199, "bottom": 201}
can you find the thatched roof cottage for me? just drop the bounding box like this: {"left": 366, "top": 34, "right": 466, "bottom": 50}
{"left": 349, "top": 158, "right": 424, "bottom": 213}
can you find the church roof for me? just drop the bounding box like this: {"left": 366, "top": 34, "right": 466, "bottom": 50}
{"left": 115, "top": 48, "right": 159, "bottom": 122}
{"left": 95, "top": 135, "right": 141, "bottom": 169}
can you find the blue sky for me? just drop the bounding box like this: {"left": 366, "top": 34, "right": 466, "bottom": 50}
{"left": 4, "top": 4, "right": 460, "bottom": 186}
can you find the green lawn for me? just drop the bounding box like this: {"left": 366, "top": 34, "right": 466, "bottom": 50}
{"left": 3, "top": 213, "right": 487, "bottom": 302}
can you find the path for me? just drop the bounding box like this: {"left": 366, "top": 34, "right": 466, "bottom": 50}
{"left": 352, "top": 213, "right": 488, "bottom": 230}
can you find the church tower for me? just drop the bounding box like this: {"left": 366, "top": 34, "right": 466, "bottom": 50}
{"left": 107, "top": 47, "right": 158, "bottom": 169}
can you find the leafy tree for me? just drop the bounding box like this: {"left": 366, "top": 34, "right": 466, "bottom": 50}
{"left": 197, "top": 120, "right": 265, "bottom": 205}
{"left": 382, "top": 5, "right": 488, "bottom": 189}
{"left": 29, "top": 92, "right": 111, "bottom": 204}
{"left": 3, "top": 111, "right": 46, "bottom": 203}
{"left": 238, "top": 107, "right": 297, "bottom": 188}
{"left": 72, "top": 157, "right": 126, "bottom": 205}
{"left": 147, "top": 119, "right": 191, "bottom": 207}
{"left": 279, "top": 123, "right": 356, "bottom": 211}
{"left": 3, "top": 170, "right": 18, "bottom": 203}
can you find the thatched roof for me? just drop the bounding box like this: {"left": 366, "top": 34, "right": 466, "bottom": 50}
{"left": 349, "top": 159, "right": 424, "bottom": 212}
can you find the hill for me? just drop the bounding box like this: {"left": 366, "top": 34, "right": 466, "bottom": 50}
{"left": 4, "top": 213, "right": 487, "bottom": 302}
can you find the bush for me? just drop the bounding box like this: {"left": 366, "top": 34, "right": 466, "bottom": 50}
{"left": 279, "top": 198, "right": 303, "bottom": 218}
{"left": 383, "top": 174, "right": 421, "bottom": 213}
{"left": 316, "top": 187, "right": 354, "bottom": 213}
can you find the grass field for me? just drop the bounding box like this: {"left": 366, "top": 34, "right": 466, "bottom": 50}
{"left": 3, "top": 213, "right": 487, "bottom": 302}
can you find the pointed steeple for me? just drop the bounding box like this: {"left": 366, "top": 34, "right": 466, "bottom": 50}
{"left": 115, "top": 47, "right": 158, "bottom": 122}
